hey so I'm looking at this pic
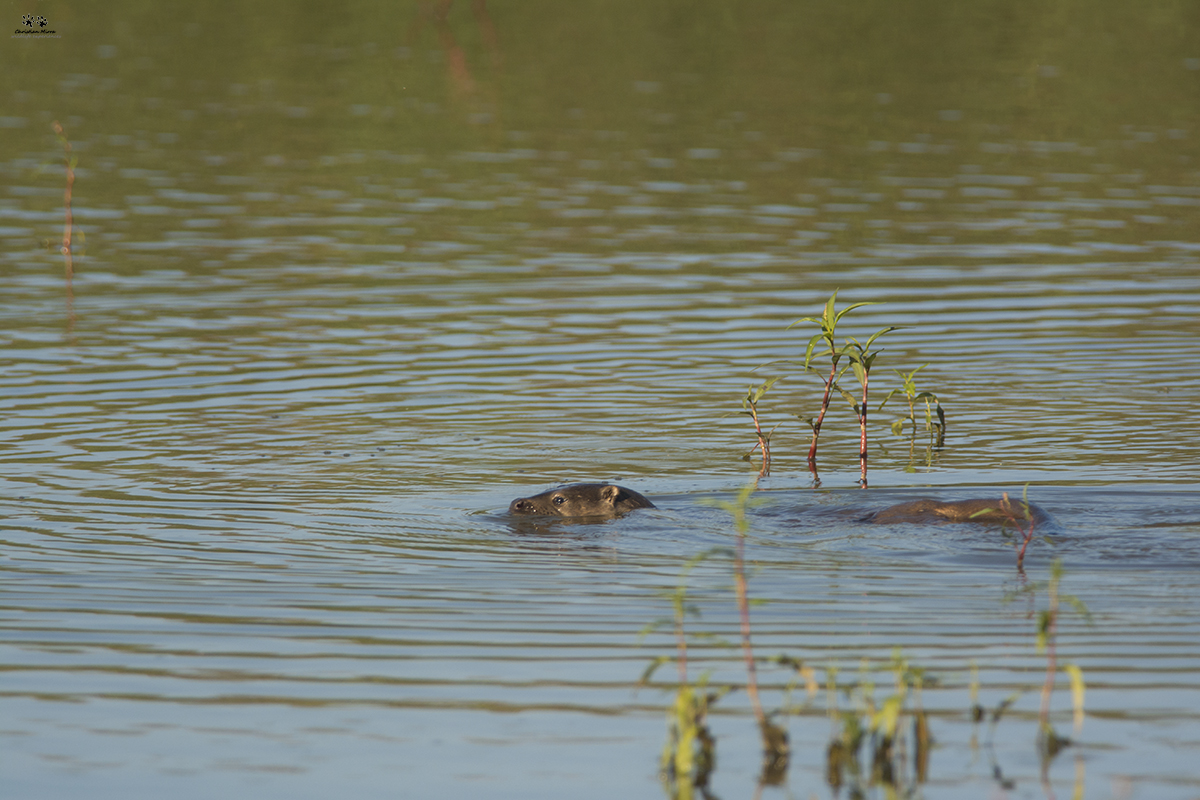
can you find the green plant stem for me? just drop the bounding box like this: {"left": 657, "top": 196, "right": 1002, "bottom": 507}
{"left": 674, "top": 603, "right": 688, "bottom": 686}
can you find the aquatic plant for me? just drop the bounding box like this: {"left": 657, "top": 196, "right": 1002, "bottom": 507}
{"left": 51, "top": 121, "right": 77, "bottom": 331}
{"left": 660, "top": 682, "right": 720, "bottom": 799}
{"left": 742, "top": 291, "right": 947, "bottom": 484}
{"left": 789, "top": 290, "right": 876, "bottom": 469}
{"left": 841, "top": 327, "right": 897, "bottom": 487}
{"left": 973, "top": 557, "right": 1092, "bottom": 794}
{"left": 879, "top": 364, "right": 945, "bottom": 438}
{"left": 971, "top": 486, "right": 1040, "bottom": 571}
{"left": 784, "top": 291, "right": 899, "bottom": 485}
{"left": 990, "top": 558, "right": 1090, "bottom": 774}
{"left": 639, "top": 550, "right": 730, "bottom": 798}
{"left": 1031, "top": 559, "right": 1090, "bottom": 760}
{"left": 823, "top": 652, "right": 933, "bottom": 793}
{"left": 970, "top": 676, "right": 1024, "bottom": 792}
{"left": 709, "top": 484, "right": 790, "bottom": 780}
{"left": 771, "top": 653, "right": 820, "bottom": 716}
{"left": 738, "top": 377, "right": 781, "bottom": 477}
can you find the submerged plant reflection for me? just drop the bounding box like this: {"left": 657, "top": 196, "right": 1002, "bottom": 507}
{"left": 640, "top": 550, "right": 730, "bottom": 799}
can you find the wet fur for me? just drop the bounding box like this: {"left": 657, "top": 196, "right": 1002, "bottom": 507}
{"left": 509, "top": 483, "right": 656, "bottom": 518}
{"left": 868, "top": 497, "right": 1050, "bottom": 525}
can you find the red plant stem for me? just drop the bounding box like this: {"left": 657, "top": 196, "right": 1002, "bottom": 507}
{"left": 53, "top": 122, "right": 74, "bottom": 275}
{"left": 733, "top": 534, "right": 767, "bottom": 733}
{"left": 1013, "top": 495, "right": 1036, "bottom": 571}
{"left": 807, "top": 355, "right": 840, "bottom": 463}
{"left": 1040, "top": 588, "right": 1058, "bottom": 732}
{"left": 53, "top": 121, "right": 75, "bottom": 329}
{"left": 858, "top": 369, "right": 869, "bottom": 487}
{"left": 434, "top": 1, "right": 476, "bottom": 96}
{"left": 1017, "top": 525, "right": 1034, "bottom": 570}
{"left": 749, "top": 405, "right": 770, "bottom": 476}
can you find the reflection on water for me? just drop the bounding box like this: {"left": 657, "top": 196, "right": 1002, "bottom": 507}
{"left": 3, "top": 1, "right": 1200, "bottom": 797}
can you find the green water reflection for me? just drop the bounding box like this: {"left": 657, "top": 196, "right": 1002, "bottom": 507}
{"left": 6, "top": 2, "right": 1198, "bottom": 192}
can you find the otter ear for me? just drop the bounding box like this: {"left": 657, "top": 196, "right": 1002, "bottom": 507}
{"left": 600, "top": 484, "right": 622, "bottom": 506}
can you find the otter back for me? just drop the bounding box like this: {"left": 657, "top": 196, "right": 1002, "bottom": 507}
{"left": 509, "top": 483, "right": 655, "bottom": 518}
{"left": 868, "top": 497, "right": 1050, "bottom": 526}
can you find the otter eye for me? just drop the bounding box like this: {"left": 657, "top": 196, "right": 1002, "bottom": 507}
{"left": 553, "top": 495, "right": 566, "bottom": 505}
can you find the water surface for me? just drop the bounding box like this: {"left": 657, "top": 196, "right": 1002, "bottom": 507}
{"left": 3, "top": 2, "right": 1200, "bottom": 798}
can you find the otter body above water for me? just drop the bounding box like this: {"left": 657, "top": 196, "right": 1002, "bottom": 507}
{"left": 506, "top": 485, "right": 1049, "bottom": 527}
{"left": 509, "top": 483, "right": 656, "bottom": 518}
{"left": 868, "top": 497, "right": 1050, "bottom": 526}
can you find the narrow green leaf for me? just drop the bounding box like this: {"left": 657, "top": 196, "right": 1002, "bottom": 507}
{"left": 833, "top": 300, "right": 877, "bottom": 325}
{"left": 862, "top": 325, "right": 898, "bottom": 350}
{"left": 804, "top": 332, "right": 824, "bottom": 368}
{"left": 637, "top": 656, "right": 670, "bottom": 687}
{"left": 788, "top": 315, "right": 822, "bottom": 330}
{"left": 870, "top": 695, "right": 904, "bottom": 738}
{"left": 992, "top": 691, "right": 1022, "bottom": 724}
{"left": 1036, "top": 610, "right": 1052, "bottom": 652}
{"left": 1063, "top": 663, "right": 1086, "bottom": 734}
{"left": 823, "top": 291, "right": 839, "bottom": 327}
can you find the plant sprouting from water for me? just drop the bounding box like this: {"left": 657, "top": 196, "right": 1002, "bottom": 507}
{"left": 823, "top": 652, "right": 933, "bottom": 793}
{"left": 789, "top": 290, "right": 876, "bottom": 469}
{"left": 999, "top": 558, "right": 1090, "bottom": 767}
{"left": 880, "top": 364, "right": 945, "bottom": 438}
{"left": 738, "top": 377, "right": 781, "bottom": 477}
{"left": 842, "top": 327, "right": 897, "bottom": 487}
{"left": 639, "top": 550, "right": 731, "bottom": 798}
{"left": 971, "top": 486, "right": 1041, "bottom": 572}
{"left": 709, "top": 483, "right": 790, "bottom": 781}
{"left": 771, "top": 653, "right": 820, "bottom": 718}
{"left": 787, "top": 291, "right": 899, "bottom": 485}
{"left": 1031, "top": 559, "right": 1090, "bottom": 760}
{"left": 50, "top": 121, "right": 79, "bottom": 333}
{"left": 734, "top": 291, "right": 948, "bottom": 485}
{"left": 660, "top": 682, "right": 720, "bottom": 799}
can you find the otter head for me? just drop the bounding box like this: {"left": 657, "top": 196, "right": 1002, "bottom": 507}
{"left": 508, "top": 483, "right": 655, "bottom": 518}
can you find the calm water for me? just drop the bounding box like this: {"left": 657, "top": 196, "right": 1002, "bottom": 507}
{"left": 3, "top": 2, "right": 1200, "bottom": 798}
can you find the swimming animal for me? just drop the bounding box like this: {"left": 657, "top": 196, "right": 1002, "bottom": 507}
{"left": 508, "top": 484, "right": 1048, "bottom": 527}
{"left": 867, "top": 497, "right": 1050, "bottom": 525}
{"left": 508, "top": 483, "right": 656, "bottom": 518}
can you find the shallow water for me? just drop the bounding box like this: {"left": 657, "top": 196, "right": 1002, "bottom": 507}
{"left": 4, "top": 2, "right": 1200, "bottom": 798}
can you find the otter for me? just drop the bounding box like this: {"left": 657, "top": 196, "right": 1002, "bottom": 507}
{"left": 508, "top": 484, "right": 1048, "bottom": 526}
{"left": 868, "top": 497, "right": 1050, "bottom": 526}
{"left": 509, "top": 483, "right": 656, "bottom": 518}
